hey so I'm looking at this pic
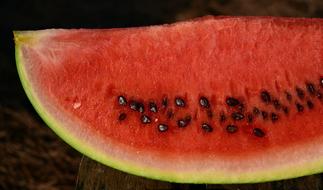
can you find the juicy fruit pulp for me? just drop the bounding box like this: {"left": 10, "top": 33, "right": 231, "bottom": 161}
{"left": 15, "top": 16, "right": 323, "bottom": 183}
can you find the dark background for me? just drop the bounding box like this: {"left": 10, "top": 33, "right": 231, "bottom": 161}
{"left": 1, "top": 0, "right": 323, "bottom": 189}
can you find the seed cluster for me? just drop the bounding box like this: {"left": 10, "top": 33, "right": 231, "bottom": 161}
{"left": 117, "top": 96, "right": 191, "bottom": 132}
{"left": 115, "top": 78, "right": 322, "bottom": 138}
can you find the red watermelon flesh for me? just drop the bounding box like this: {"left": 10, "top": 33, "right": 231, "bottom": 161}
{"left": 15, "top": 16, "right": 323, "bottom": 183}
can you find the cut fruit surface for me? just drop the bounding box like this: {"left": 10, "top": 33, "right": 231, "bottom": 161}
{"left": 15, "top": 16, "right": 323, "bottom": 183}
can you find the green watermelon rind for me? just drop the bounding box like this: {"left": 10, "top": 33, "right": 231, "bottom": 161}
{"left": 14, "top": 30, "right": 323, "bottom": 184}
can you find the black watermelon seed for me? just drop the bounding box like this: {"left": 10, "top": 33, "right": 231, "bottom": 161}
{"left": 129, "top": 101, "right": 144, "bottom": 113}
{"left": 177, "top": 120, "right": 187, "bottom": 127}
{"left": 295, "top": 87, "right": 305, "bottom": 100}
{"left": 271, "top": 113, "right": 279, "bottom": 122}
{"left": 177, "top": 116, "right": 191, "bottom": 128}
{"left": 282, "top": 106, "right": 289, "bottom": 114}
{"left": 158, "top": 124, "right": 168, "bottom": 132}
{"left": 201, "top": 123, "right": 213, "bottom": 132}
{"left": 226, "top": 97, "right": 240, "bottom": 107}
{"left": 118, "top": 96, "right": 127, "bottom": 106}
{"left": 231, "top": 112, "right": 244, "bottom": 121}
{"left": 260, "top": 90, "right": 271, "bottom": 103}
{"left": 247, "top": 114, "right": 253, "bottom": 123}
{"left": 253, "top": 128, "right": 265, "bottom": 137}
{"left": 175, "top": 97, "right": 185, "bottom": 107}
{"left": 296, "top": 103, "right": 304, "bottom": 112}
{"left": 317, "top": 92, "right": 322, "bottom": 100}
{"left": 118, "top": 113, "right": 127, "bottom": 121}
{"left": 129, "top": 101, "right": 138, "bottom": 111}
{"left": 320, "top": 77, "right": 323, "bottom": 87}
{"left": 226, "top": 124, "right": 238, "bottom": 134}
{"left": 162, "top": 96, "right": 168, "bottom": 108}
{"left": 220, "top": 113, "right": 226, "bottom": 123}
{"left": 138, "top": 103, "right": 144, "bottom": 113}
{"left": 207, "top": 110, "right": 213, "bottom": 119}
{"left": 166, "top": 109, "right": 174, "bottom": 119}
{"left": 261, "top": 111, "right": 268, "bottom": 120}
{"left": 273, "top": 99, "right": 281, "bottom": 110}
{"left": 149, "top": 102, "right": 158, "bottom": 113}
{"left": 306, "top": 83, "right": 316, "bottom": 95}
{"left": 141, "top": 115, "right": 151, "bottom": 124}
{"left": 307, "top": 100, "right": 314, "bottom": 109}
{"left": 199, "top": 96, "right": 210, "bottom": 108}
{"left": 253, "top": 107, "right": 260, "bottom": 116}
{"left": 285, "top": 91, "right": 292, "bottom": 101}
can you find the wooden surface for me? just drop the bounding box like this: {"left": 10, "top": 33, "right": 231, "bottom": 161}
{"left": 76, "top": 156, "right": 323, "bottom": 190}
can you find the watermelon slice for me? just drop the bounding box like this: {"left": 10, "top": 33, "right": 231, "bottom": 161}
{"left": 15, "top": 16, "right": 323, "bottom": 183}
